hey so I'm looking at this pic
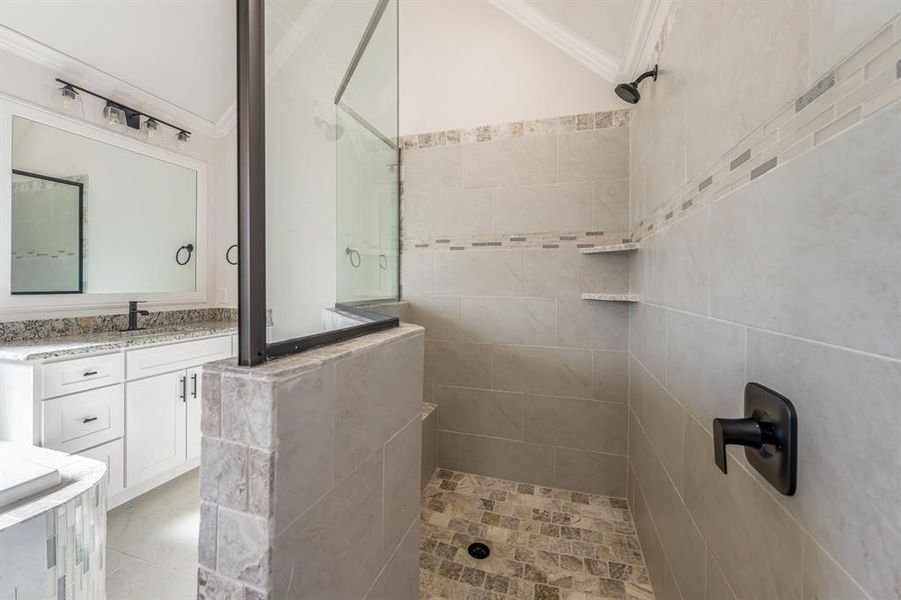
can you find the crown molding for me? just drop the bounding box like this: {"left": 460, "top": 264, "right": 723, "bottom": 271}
{"left": 486, "top": 0, "right": 620, "bottom": 82}
{"left": 0, "top": 25, "right": 228, "bottom": 138}
{"left": 620, "top": 0, "right": 670, "bottom": 79}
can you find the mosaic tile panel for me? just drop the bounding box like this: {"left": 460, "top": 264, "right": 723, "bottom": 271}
{"left": 0, "top": 479, "right": 106, "bottom": 600}
{"left": 400, "top": 111, "right": 632, "bottom": 150}
{"left": 420, "top": 469, "right": 654, "bottom": 600}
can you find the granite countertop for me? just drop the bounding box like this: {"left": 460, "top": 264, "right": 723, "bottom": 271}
{"left": 0, "top": 320, "right": 237, "bottom": 361}
{"left": 0, "top": 442, "right": 106, "bottom": 531}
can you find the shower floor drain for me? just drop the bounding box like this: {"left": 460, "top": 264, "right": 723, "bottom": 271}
{"left": 467, "top": 542, "right": 490, "bottom": 560}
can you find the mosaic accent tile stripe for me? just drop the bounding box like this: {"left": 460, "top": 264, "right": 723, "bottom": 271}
{"left": 402, "top": 231, "right": 632, "bottom": 253}
{"left": 632, "top": 11, "right": 901, "bottom": 243}
{"left": 400, "top": 109, "right": 632, "bottom": 150}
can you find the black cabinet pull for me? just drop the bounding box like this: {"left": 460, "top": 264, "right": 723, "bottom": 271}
{"left": 191, "top": 373, "right": 198, "bottom": 399}
{"left": 82, "top": 417, "right": 98, "bottom": 424}
{"left": 83, "top": 370, "right": 98, "bottom": 377}
{"left": 180, "top": 376, "right": 187, "bottom": 402}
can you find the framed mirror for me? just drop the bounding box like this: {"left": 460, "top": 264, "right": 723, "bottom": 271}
{"left": 11, "top": 169, "right": 84, "bottom": 294}
{"left": 1, "top": 96, "right": 207, "bottom": 314}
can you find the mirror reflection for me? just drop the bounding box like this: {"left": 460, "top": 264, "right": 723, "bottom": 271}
{"left": 10, "top": 116, "right": 198, "bottom": 294}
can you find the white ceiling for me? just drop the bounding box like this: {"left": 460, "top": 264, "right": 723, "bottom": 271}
{"left": 0, "top": 0, "right": 655, "bottom": 137}
{"left": 527, "top": 0, "right": 637, "bottom": 61}
{"left": 0, "top": 0, "right": 235, "bottom": 128}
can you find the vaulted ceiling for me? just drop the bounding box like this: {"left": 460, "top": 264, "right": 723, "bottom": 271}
{"left": 0, "top": 0, "right": 663, "bottom": 138}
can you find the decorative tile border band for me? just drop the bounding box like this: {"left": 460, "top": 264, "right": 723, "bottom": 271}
{"left": 403, "top": 230, "right": 632, "bottom": 252}
{"left": 633, "top": 10, "right": 901, "bottom": 242}
{"left": 399, "top": 108, "right": 632, "bottom": 150}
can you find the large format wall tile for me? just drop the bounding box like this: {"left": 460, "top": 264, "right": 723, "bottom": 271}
{"left": 462, "top": 136, "right": 557, "bottom": 189}
{"left": 491, "top": 345, "right": 594, "bottom": 399}
{"left": 403, "top": 187, "right": 492, "bottom": 239}
{"left": 665, "top": 310, "right": 746, "bottom": 433}
{"left": 557, "top": 299, "right": 629, "bottom": 351}
{"left": 592, "top": 350, "right": 629, "bottom": 402}
{"left": 335, "top": 335, "right": 424, "bottom": 479}
{"left": 404, "top": 296, "right": 462, "bottom": 340}
{"left": 593, "top": 178, "right": 630, "bottom": 231}
{"left": 424, "top": 340, "right": 491, "bottom": 388}
{"left": 402, "top": 145, "right": 462, "bottom": 190}
{"left": 367, "top": 521, "right": 419, "bottom": 600}
{"left": 454, "top": 432, "right": 556, "bottom": 487}
{"left": 274, "top": 450, "right": 385, "bottom": 600}
{"left": 274, "top": 364, "right": 336, "bottom": 532}
{"left": 630, "top": 472, "right": 682, "bottom": 600}
{"left": 460, "top": 297, "right": 556, "bottom": 345}
{"left": 629, "top": 303, "right": 666, "bottom": 381}
{"left": 629, "top": 419, "right": 706, "bottom": 600}
{"left": 523, "top": 248, "right": 628, "bottom": 298}
{"left": 523, "top": 394, "right": 627, "bottom": 453}
{"left": 558, "top": 127, "right": 629, "bottom": 182}
{"left": 400, "top": 248, "right": 433, "bottom": 295}
{"left": 554, "top": 447, "right": 627, "bottom": 496}
{"left": 432, "top": 385, "right": 524, "bottom": 440}
{"left": 709, "top": 103, "right": 901, "bottom": 359}
{"left": 629, "top": 358, "right": 685, "bottom": 493}
{"left": 653, "top": 209, "right": 709, "bottom": 313}
{"left": 492, "top": 181, "right": 593, "bottom": 233}
{"left": 747, "top": 329, "right": 901, "bottom": 599}
{"left": 383, "top": 416, "right": 421, "bottom": 563}
{"left": 433, "top": 249, "right": 524, "bottom": 296}
{"left": 682, "top": 416, "right": 803, "bottom": 600}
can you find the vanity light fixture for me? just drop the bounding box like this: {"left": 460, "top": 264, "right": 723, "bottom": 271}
{"left": 53, "top": 78, "right": 192, "bottom": 145}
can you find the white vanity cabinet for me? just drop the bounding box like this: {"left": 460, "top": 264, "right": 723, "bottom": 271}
{"left": 0, "top": 332, "right": 234, "bottom": 509}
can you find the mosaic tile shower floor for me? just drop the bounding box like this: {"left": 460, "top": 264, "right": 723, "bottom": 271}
{"left": 420, "top": 470, "right": 655, "bottom": 600}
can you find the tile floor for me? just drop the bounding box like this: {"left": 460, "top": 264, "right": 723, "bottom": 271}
{"left": 100, "top": 466, "right": 654, "bottom": 600}
{"left": 106, "top": 470, "right": 200, "bottom": 600}
{"left": 419, "top": 469, "right": 655, "bottom": 600}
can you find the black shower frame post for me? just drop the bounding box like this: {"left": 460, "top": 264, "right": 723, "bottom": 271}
{"left": 236, "top": 0, "right": 398, "bottom": 366}
{"left": 237, "top": 0, "right": 267, "bottom": 366}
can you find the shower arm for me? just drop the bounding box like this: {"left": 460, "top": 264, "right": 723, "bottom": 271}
{"left": 632, "top": 66, "right": 659, "bottom": 86}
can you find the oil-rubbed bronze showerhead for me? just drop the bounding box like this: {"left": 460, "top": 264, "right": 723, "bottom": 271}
{"left": 615, "top": 65, "right": 658, "bottom": 104}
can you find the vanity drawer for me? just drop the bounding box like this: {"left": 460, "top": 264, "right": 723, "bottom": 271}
{"left": 41, "top": 352, "right": 125, "bottom": 400}
{"left": 42, "top": 384, "right": 124, "bottom": 454}
{"left": 78, "top": 438, "right": 125, "bottom": 497}
{"left": 126, "top": 335, "right": 232, "bottom": 380}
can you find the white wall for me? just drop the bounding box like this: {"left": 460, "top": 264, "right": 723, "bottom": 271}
{"left": 399, "top": 0, "right": 625, "bottom": 135}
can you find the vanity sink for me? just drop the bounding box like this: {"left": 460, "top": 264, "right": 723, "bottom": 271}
{"left": 0, "top": 443, "right": 61, "bottom": 511}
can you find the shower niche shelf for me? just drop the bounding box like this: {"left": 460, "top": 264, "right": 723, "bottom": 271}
{"left": 580, "top": 242, "right": 639, "bottom": 254}
{"left": 581, "top": 293, "right": 640, "bottom": 302}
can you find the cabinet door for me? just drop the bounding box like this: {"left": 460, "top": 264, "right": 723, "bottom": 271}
{"left": 185, "top": 366, "right": 203, "bottom": 460}
{"left": 126, "top": 371, "right": 187, "bottom": 487}
{"left": 78, "top": 439, "right": 125, "bottom": 497}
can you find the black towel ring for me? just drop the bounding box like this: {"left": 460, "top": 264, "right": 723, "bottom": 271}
{"left": 346, "top": 246, "right": 361, "bottom": 268}
{"left": 226, "top": 244, "right": 238, "bottom": 265}
{"left": 176, "top": 243, "right": 194, "bottom": 266}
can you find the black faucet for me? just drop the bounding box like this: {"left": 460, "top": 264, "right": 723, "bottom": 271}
{"left": 124, "top": 301, "right": 150, "bottom": 331}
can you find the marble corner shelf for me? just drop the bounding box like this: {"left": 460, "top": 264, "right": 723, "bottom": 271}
{"left": 581, "top": 293, "right": 640, "bottom": 302}
{"left": 580, "top": 242, "right": 640, "bottom": 254}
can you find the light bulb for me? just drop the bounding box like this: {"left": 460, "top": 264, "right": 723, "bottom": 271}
{"left": 176, "top": 130, "right": 190, "bottom": 148}
{"left": 142, "top": 118, "right": 159, "bottom": 140}
{"left": 55, "top": 84, "right": 84, "bottom": 119}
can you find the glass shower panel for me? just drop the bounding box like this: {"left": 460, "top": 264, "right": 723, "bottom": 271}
{"left": 263, "top": 0, "right": 397, "bottom": 346}
{"left": 336, "top": 0, "right": 398, "bottom": 306}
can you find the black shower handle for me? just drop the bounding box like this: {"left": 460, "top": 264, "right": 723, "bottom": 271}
{"left": 713, "top": 414, "right": 778, "bottom": 474}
